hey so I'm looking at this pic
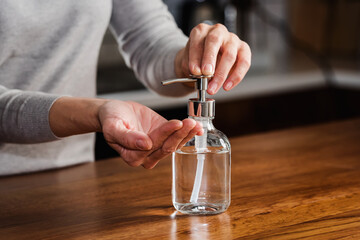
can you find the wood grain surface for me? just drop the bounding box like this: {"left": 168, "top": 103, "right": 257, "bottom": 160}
{"left": 1, "top": 119, "right": 360, "bottom": 239}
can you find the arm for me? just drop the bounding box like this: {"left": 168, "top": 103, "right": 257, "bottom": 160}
{"left": 49, "top": 97, "right": 202, "bottom": 169}
{"left": 110, "top": 0, "right": 192, "bottom": 97}
{"left": 0, "top": 85, "right": 201, "bottom": 168}
{"left": 110, "top": 0, "right": 251, "bottom": 97}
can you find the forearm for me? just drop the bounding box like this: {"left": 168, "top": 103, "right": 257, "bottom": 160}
{"left": 110, "top": 0, "right": 192, "bottom": 97}
{"left": 49, "top": 97, "right": 108, "bottom": 138}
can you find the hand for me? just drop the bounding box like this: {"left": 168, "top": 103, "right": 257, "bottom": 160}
{"left": 49, "top": 97, "right": 202, "bottom": 169}
{"left": 175, "top": 23, "right": 251, "bottom": 95}
{"left": 98, "top": 100, "right": 202, "bottom": 169}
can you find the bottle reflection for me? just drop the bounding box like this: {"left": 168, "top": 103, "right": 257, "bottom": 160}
{"left": 170, "top": 211, "right": 232, "bottom": 239}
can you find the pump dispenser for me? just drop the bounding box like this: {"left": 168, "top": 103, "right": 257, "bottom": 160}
{"left": 162, "top": 74, "right": 214, "bottom": 118}
{"left": 162, "top": 75, "right": 231, "bottom": 215}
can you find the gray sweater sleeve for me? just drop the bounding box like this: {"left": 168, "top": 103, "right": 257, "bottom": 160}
{"left": 0, "top": 1, "right": 191, "bottom": 144}
{"left": 110, "top": 0, "right": 193, "bottom": 97}
{"left": 0, "top": 85, "right": 60, "bottom": 143}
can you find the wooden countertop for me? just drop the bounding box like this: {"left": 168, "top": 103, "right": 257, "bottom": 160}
{"left": 1, "top": 119, "right": 360, "bottom": 239}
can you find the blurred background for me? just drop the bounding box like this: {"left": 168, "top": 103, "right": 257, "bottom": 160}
{"left": 95, "top": 0, "right": 360, "bottom": 159}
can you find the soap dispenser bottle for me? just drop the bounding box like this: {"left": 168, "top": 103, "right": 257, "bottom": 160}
{"left": 162, "top": 75, "right": 231, "bottom": 215}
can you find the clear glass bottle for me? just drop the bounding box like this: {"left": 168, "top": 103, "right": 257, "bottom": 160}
{"left": 172, "top": 116, "right": 231, "bottom": 215}
{"left": 162, "top": 74, "right": 231, "bottom": 215}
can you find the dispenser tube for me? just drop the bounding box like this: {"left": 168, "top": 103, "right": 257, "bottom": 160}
{"left": 190, "top": 119, "right": 208, "bottom": 203}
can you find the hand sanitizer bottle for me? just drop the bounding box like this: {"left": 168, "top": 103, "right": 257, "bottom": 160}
{"left": 162, "top": 75, "right": 231, "bottom": 215}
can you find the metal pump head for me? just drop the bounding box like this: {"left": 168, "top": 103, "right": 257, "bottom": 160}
{"left": 161, "top": 74, "right": 215, "bottom": 118}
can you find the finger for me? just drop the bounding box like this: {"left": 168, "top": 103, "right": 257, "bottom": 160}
{"left": 177, "top": 127, "right": 200, "bottom": 150}
{"left": 177, "top": 120, "right": 203, "bottom": 148}
{"left": 162, "top": 119, "right": 196, "bottom": 152}
{"left": 148, "top": 120, "right": 183, "bottom": 150}
{"left": 223, "top": 41, "right": 251, "bottom": 91}
{"left": 194, "top": 120, "right": 204, "bottom": 136}
{"left": 104, "top": 119, "right": 152, "bottom": 151}
{"left": 142, "top": 119, "right": 197, "bottom": 169}
{"left": 208, "top": 34, "right": 239, "bottom": 95}
{"left": 189, "top": 23, "right": 210, "bottom": 75}
{"left": 207, "top": 55, "right": 222, "bottom": 88}
{"left": 201, "top": 24, "right": 225, "bottom": 75}
{"left": 115, "top": 120, "right": 183, "bottom": 168}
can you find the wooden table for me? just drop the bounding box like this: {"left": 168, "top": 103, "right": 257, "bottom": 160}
{"left": 1, "top": 119, "right": 360, "bottom": 239}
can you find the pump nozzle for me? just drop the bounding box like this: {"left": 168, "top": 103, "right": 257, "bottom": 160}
{"left": 162, "top": 75, "right": 215, "bottom": 118}
{"left": 162, "top": 74, "right": 213, "bottom": 102}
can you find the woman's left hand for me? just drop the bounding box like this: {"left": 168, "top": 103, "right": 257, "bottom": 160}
{"left": 175, "top": 23, "right": 251, "bottom": 95}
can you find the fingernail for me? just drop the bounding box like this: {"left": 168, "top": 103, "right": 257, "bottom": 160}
{"left": 203, "top": 64, "right": 213, "bottom": 74}
{"left": 192, "top": 65, "right": 201, "bottom": 75}
{"left": 208, "top": 82, "right": 218, "bottom": 94}
{"left": 136, "top": 139, "right": 149, "bottom": 150}
{"left": 197, "top": 127, "right": 204, "bottom": 136}
{"left": 225, "top": 81, "right": 233, "bottom": 90}
{"left": 186, "top": 118, "right": 196, "bottom": 127}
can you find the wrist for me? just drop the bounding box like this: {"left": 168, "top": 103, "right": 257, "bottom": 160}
{"left": 49, "top": 97, "right": 108, "bottom": 137}
{"left": 87, "top": 98, "right": 109, "bottom": 133}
